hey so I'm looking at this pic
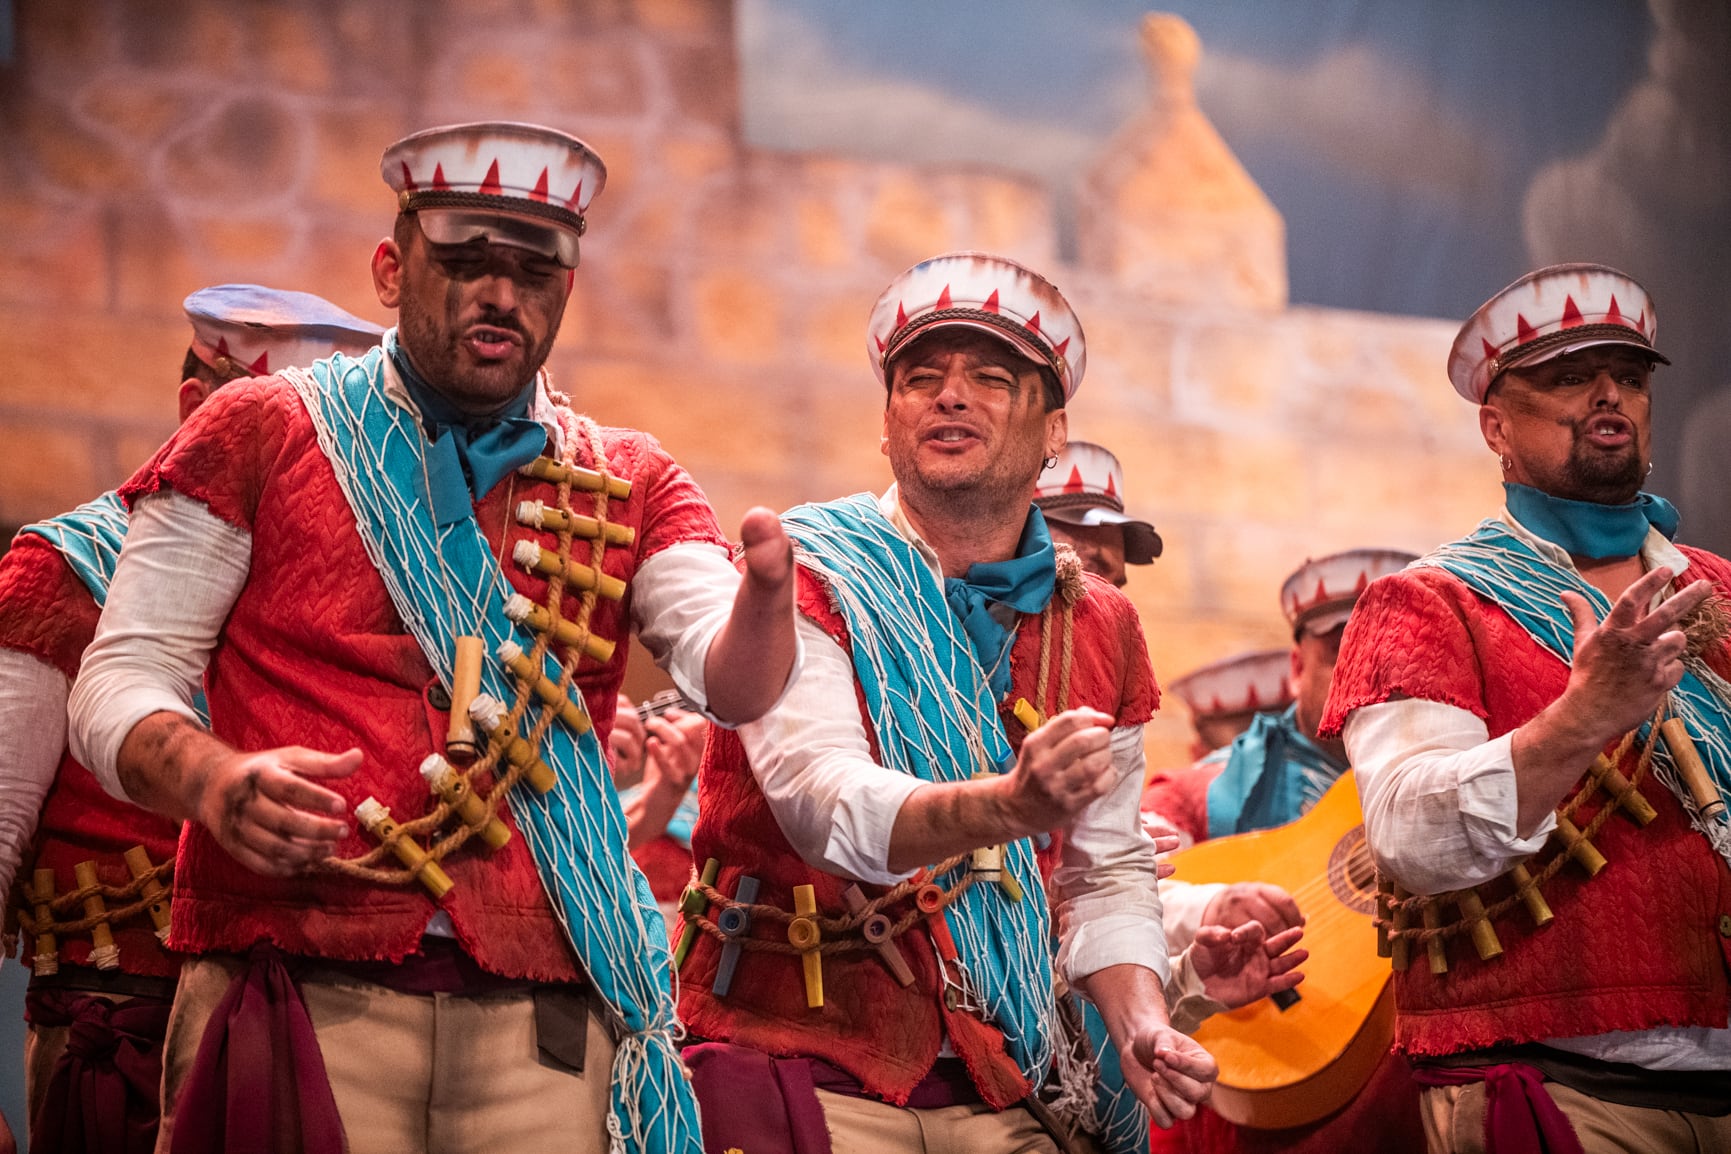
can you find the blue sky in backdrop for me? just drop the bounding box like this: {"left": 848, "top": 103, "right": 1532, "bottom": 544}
{"left": 738, "top": 0, "right": 1731, "bottom": 537}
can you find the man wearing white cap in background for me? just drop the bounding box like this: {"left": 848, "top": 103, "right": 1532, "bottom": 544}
{"left": 1034, "top": 440, "right": 1163, "bottom": 589}
{"left": 676, "top": 252, "right": 1303, "bottom": 1154}
{"left": 1141, "top": 548, "right": 1426, "bottom": 1154}
{"left": 0, "top": 287, "right": 381, "bottom": 1154}
{"left": 1324, "top": 264, "right": 1731, "bottom": 1151}
{"left": 66, "top": 122, "right": 800, "bottom": 1154}
{"left": 1166, "top": 649, "right": 1295, "bottom": 763}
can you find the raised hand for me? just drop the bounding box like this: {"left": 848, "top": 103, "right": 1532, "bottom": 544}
{"left": 703, "top": 507, "right": 798, "bottom": 725}
{"left": 1006, "top": 708, "right": 1117, "bottom": 828}
{"left": 1558, "top": 567, "right": 1712, "bottom": 741}
{"left": 1189, "top": 920, "right": 1307, "bottom": 1010}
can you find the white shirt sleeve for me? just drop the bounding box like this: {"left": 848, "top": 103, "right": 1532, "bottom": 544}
{"left": 67, "top": 490, "right": 251, "bottom": 801}
{"left": 1157, "top": 879, "right": 1226, "bottom": 956}
{"left": 630, "top": 542, "right": 803, "bottom": 729}
{"left": 0, "top": 650, "right": 71, "bottom": 902}
{"left": 1052, "top": 724, "right": 1169, "bottom": 986}
{"left": 1344, "top": 698, "right": 1557, "bottom": 895}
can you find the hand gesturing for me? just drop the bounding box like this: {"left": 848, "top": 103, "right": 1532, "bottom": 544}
{"left": 1560, "top": 567, "right": 1712, "bottom": 741}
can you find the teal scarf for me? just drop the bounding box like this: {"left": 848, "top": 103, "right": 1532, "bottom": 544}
{"left": 1204, "top": 704, "right": 1347, "bottom": 839}
{"left": 1503, "top": 483, "right": 1679, "bottom": 561}
{"left": 942, "top": 508, "right": 1057, "bottom": 699}
{"left": 386, "top": 331, "right": 547, "bottom": 519}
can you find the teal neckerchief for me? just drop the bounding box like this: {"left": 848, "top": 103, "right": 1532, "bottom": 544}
{"left": 1204, "top": 703, "right": 1347, "bottom": 839}
{"left": 1503, "top": 482, "right": 1679, "bottom": 561}
{"left": 1417, "top": 521, "right": 1731, "bottom": 867}
{"left": 942, "top": 507, "right": 1057, "bottom": 698}
{"left": 285, "top": 347, "right": 700, "bottom": 1154}
{"left": 780, "top": 494, "right": 1148, "bottom": 1154}
{"left": 386, "top": 330, "right": 547, "bottom": 518}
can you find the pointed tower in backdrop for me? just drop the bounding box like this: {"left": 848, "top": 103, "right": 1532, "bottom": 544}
{"left": 1077, "top": 13, "right": 1287, "bottom": 311}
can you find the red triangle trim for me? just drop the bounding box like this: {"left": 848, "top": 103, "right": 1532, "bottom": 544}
{"left": 1482, "top": 337, "right": 1500, "bottom": 362}
{"left": 566, "top": 179, "right": 584, "bottom": 210}
{"left": 1515, "top": 314, "right": 1537, "bottom": 344}
{"left": 982, "top": 289, "right": 1000, "bottom": 314}
{"left": 1559, "top": 295, "right": 1584, "bottom": 329}
{"left": 431, "top": 164, "right": 449, "bottom": 191}
{"left": 1026, "top": 311, "right": 1042, "bottom": 335}
{"left": 895, "top": 302, "right": 909, "bottom": 331}
{"left": 1104, "top": 474, "right": 1117, "bottom": 498}
{"left": 1604, "top": 294, "right": 1623, "bottom": 326}
{"left": 400, "top": 161, "right": 417, "bottom": 193}
{"left": 477, "top": 160, "right": 503, "bottom": 196}
{"left": 935, "top": 285, "right": 952, "bottom": 311}
{"left": 529, "top": 168, "right": 550, "bottom": 202}
{"left": 1063, "top": 466, "right": 1085, "bottom": 493}
{"left": 248, "top": 351, "right": 270, "bottom": 375}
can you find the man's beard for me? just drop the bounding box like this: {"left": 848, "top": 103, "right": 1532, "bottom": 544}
{"left": 398, "top": 298, "right": 553, "bottom": 416}
{"left": 1555, "top": 425, "right": 1645, "bottom": 505}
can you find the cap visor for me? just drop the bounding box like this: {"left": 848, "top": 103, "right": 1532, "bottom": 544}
{"left": 1505, "top": 335, "right": 1670, "bottom": 373}
{"left": 417, "top": 208, "right": 581, "bottom": 268}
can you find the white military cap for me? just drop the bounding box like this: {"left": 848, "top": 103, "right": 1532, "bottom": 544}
{"left": 1281, "top": 548, "right": 1418, "bottom": 638}
{"left": 1034, "top": 441, "right": 1163, "bottom": 563}
{"left": 183, "top": 285, "right": 384, "bottom": 380}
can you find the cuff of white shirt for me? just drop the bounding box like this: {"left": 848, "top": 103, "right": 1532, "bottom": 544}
{"left": 639, "top": 544, "right": 806, "bottom": 731}
{"left": 823, "top": 772, "right": 928, "bottom": 886}
{"left": 1059, "top": 911, "right": 1169, "bottom": 988}
{"left": 1164, "top": 948, "right": 1230, "bottom": 1036}
{"left": 80, "top": 694, "right": 204, "bottom": 804}
{"left": 1158, "top": 880, "right": 1227, "bottom": 956}
{"left": 1456, "top": 730, "right": 1557, "bottom": 859}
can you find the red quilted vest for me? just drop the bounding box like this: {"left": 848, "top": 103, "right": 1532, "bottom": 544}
{"left": 1321, "top": 551, "right": 1731, "bottom": 1056}
{"left": 679, "top": 562, "right": 1158, "bottom": 1107}
{"left": 118, "top": 375, "right": 727, "bottom": 980}
{"left": 0, "top": 536, "right": 181, "bottom": 978}
{"left": 1140, "top": 759, "right": 1221, "bottom": 846}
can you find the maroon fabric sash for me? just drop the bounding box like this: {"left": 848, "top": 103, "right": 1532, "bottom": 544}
{"left": 168, "top": 944, "right": 345, "bottom": 1154}
{"left": 684, "top": 1042, "right": 833, "bottom": 1154}
{"left": 25, "top": 988, "right": 172, "bottom": 1154}
{"left": 1413, "top": 1064, "right": 1585, "bottom": 1154}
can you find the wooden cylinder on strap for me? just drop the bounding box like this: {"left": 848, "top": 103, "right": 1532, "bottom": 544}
{"left": 31, "top": 868, "right": 58, "bottom": 977}
{"left": 515, "top": 500, "right": 635, "bottom": 547}
{"left": 1375, "top": 877, "right": 1395, "bottom": 958}
{"left": 1589, "top": 754, "right": 1657, "bottom": 826}
{"left": 123, "top": 846, "right": 173, "bottom": 941}
{"left": 421, "top": 755, "right": 511, "bottom": 851}
{"left": 1553, "top": 815, "right": 1608, "bottom": 877}
{"left": 1420, "top": 901, "right": 1449, "bottom": 975}
{"left": 73, "top": 861, "right": 120, "bottom": 970}
{"left": 511, "top": 541, "right": 626, "bottom": 601}
{"left": 1509, "top": 863, "right": 1554, "bottom": 928}
{"left": 1659, "top": 717, "right": 1728, "bottom": 823}
{"left": 520, "top": 457, "right": 632, "bottom": 501}
{"left": 502, "top": 594, "right": 616, "bottom": 665}
{"left": 1390, "top": 883, "right": 1412, "bottom": 972}
{"left": 355, "top": 797, "right": 455, "bottom": 900}
{"left": 445, "top": 636, "right": 486, "bottom": 762}
{"left": 496, "top": 640, "right": 590, "bottom": 734}
{"left": 1455, "top": 890, "right": 1503, "bottom": 962}
{"left": 469, "top": 694, "right": 558, "bottom": 794}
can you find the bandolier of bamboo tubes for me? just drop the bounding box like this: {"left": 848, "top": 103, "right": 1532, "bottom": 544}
{"left": 315, "top": 411, "right": 619, "bottom": 888}
{"left": 14, "top": 852, "right": 174, "bottom": 943}
{"left": 1375, "top": 708, "right": 1665, "bottom": 973}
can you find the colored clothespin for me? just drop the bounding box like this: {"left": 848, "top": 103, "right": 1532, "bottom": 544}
{"left": 1660, "top": 718, "right": 1727, "bottom": 823}
{"left": 520, "top": 457, "right": 633, "bottom": 501}
{"left": 445, "top": 636, "right": 486, "bottom": 762}
{"left": 31, "top": 868, "right": 58, "bottom": 977}
{"left": 713, "top": 874, "right": 760, "bottom": 998}
{"left": 787, "top": 884, "right": 824, "bottom": 1009}
{"left": 1012, "top": 697, "right": 1044, "bottom": 733}
{"left": 1420, "top": 903, "right": 1448, "bottom": 976}
{"left": 968, "top": 834, "right": 1023, "bottom": 903}
{"left": 469, "top": 695, "right": 558, "bottom": 794}
{"left": 73, "top": 861, "right": 121, "bottom": 970}
{"left": 355, "top": 797, "right": 455, "bottom": 900}
{"left": 511, "top": 541, "right": 627, "bottom": 601}
{"left": 123, "top": 846, "right": 173, "bottom": 943}
{"left": 842, "top": 884, "right": 913, "bottom": 988}
{"left": 1389, "top": 882, "right": 1412, "bottom": 973}
{"left": 421, "top": 755, "right": 512, "bottom": 851}
{"left": 496, "top": 641, "right": 591, "bottom": 734}
{"left": 1374, "top": 876, "right": 1394, "bottom": 959}
{"left": 515, "top": 499, "right": 636, "bottom": 547}
{"left": 502, "top": 594, "right": 617, "bottom": 664}
{"left": 915, "top": 882, "right": 959, "bottom": 962}
{"left": 673, "top": 858, "right": 720, "bottom": 970}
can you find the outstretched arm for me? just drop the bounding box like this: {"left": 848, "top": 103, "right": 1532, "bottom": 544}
{"left": 701, "top": 507, "right": 799, "bottom": 725}
{"left": 1076, "top": 963, "right": 1219, "bottom": 1129}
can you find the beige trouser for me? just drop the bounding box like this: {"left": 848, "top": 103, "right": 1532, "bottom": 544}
{"left": 157, "top": 954, "right": 617, "bottom": 1154}
{"left": 1422, "top": 1082, "right": 1731, "bottom": 1154}
{"left": 815, "top": 1088, "right": 1066, "bottom": 1154}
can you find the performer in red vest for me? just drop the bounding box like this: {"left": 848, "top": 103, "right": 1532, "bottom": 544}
{"left": 1323, "top": 263, "right": 1731, "bottom": 1152}
{"left": 1140, "top": 550, "right": 1428, "bottom": 1154}
{"left": 0, "top": 286, "right": 381, "bottom": 1154}
{"left": 65, "top": 122, "right": 799, "bottom": 1154}
{"left": 677, "top": 252, "right": 1302, "bottom": 1154}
